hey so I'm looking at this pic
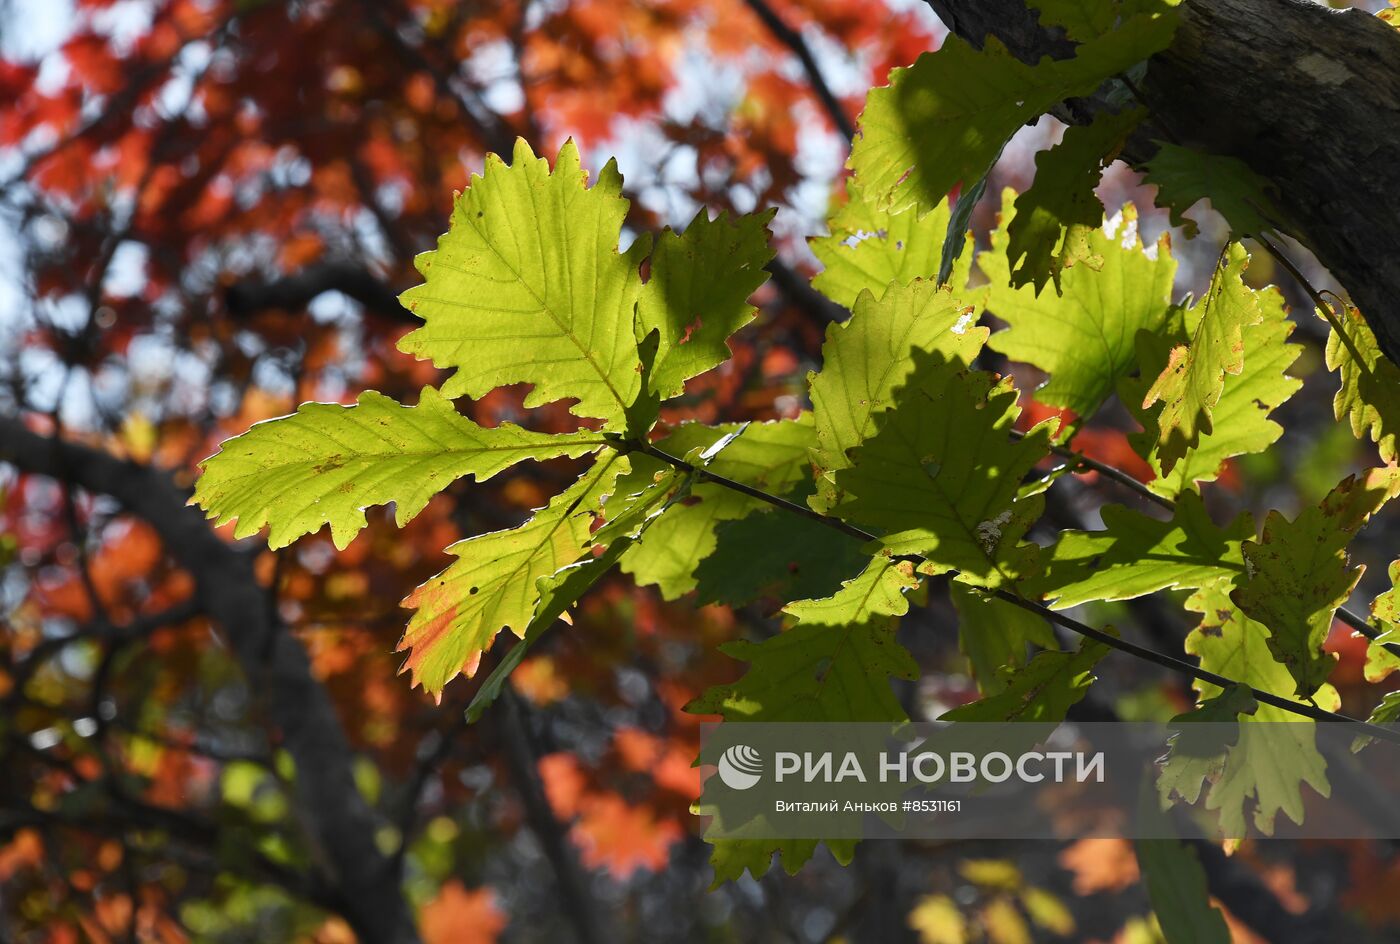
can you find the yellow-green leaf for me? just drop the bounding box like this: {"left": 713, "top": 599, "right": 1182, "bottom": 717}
{"left": 1124, "top": 296, "right": 1301, "bottom": 498}
{"left": 811, "top": 176, "right": 968, "bottom": 307}
{"left": 807, "top": 280, "right": 987, "bottom": 513}
{"left": 1326, "top": 302, "right": 1400, "bottom": 464}
{"left": 834, "top": 369, "right": 1053, "bottom": 587}
{"left": 1030, "top": 492, "right": 1251, "bottom": 609}
{"left": 398, "top": 455, "right": 625, "bottom": 696}
{"left": 193, "top": 386, "right": 605, "bottom": 550}
{"left": 1183, "top": 584, "right": 1335, "bottom": 836}
{"left": 398, "top": 139, "right": 647, "bottom": 426}
{"left": 983, "top": 190, "right": 1177, "bottom": 420}
{"left": 1231, "top": 468, "right": 1400, "bottom": 696}
{"left": 1005, "top": 108, "right": 1144, "bottom": 294}
{"left": 637, "top": 208, "right": 775, "bottom": 400}
{"left": 1142, "top": 243, "right": 1269, "bottom": 474}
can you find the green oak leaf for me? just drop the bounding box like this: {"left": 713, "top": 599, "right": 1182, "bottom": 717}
{"left": 1124, "top": 296, "right": 1301, "bottom": 498}
{"left": 938, "top": 170, "right": 989, "bottom": 288}
{"left": 192, "top": 386, "right": 607, "bottom": 550}
{"left": 1005, "top": 108, "right": 1144, "bottom": 294}
{"left": 782, "top": 555, "right": 922, "bottom": 627}
{"left": 950, "top": 582, "right": 1058, "bottom": 696}
{"left": 1326, "top": 303, "right": 1400, "bottom": 465}
{"left": 467, "top": 464, "right": 702, "bottom": 722}
{"left": 464, "top": 537, "right": 633, "bottom": 723}
{"left": 685, "top": 619, "right": 916, "bottom": 725}
{"left": 398, "top": 138, "right": 648, "bottom": 426}
{"left": 1184, "top": 584, "right": 1335, "bottom": 837}
{"left": 941, "top": 636, "right": 1109, "bottom": 722}
{"left": 637, "top": 208, "right": 775, "bottom": 400}
{"left": 834, "top": 367, "right": 1054, "bottom": 587}
{"left": 1156, "top": 684, "right": 1258, "bottom": 807}
{"left": 811, "top": 175, "right": 970, "bottom": 307}
{"left": 983, "top": 189, "right": 1177, "bottom": 420}
{"left": 1140, "top": 142, "right": 1285, "bottom": 239}
{"left": 398, "top": 454, "right": 625, "bottom": 696}
{"left": 1232, "top": 468, "right": 1400, "bottom": 697}
{"left": 624, "top": 328, "right": 663, "bottom": 438}
{"left": 849, "top": 9, "right": 1179, "bottom": 217}
{"left": 807, "top": 279, "right": 987, "bottom": 513}
{"left": 1030, "top": 491, "right": 1251, "bottom": 609}
{"left": 1142, "top": 243, "right": 1269, "bottom": 474}
{"left": 621, "top": 417, "right": 816, "bottom": 598}
{"left": 694, "top": 506, "right": 870, "bottom": 607}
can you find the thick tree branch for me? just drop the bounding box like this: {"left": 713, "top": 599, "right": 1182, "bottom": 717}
{"left": 925, "top": 0, "right": 1400, "bottom": 365}
{"left": 0, "top": 418, "right": 421, "bottom": 944}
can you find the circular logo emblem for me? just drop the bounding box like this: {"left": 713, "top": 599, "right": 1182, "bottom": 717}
{"left": 718, "top": 744, "right": 763, "bottom": 790}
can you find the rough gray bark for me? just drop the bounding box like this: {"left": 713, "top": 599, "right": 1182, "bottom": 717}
{"left": 0, "top": 418, "right": 421, "bottom": 944}
{"left": 926, "top": 0, "right": 1400, "bottom": 365}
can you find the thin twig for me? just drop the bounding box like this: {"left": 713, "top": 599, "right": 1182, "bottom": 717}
{"left": 1015, "top": 428, "right": 1400, "bottom": 661}
{"left": 629, "top": 442, "right": 1400, "bottom": 743}
{"left": 1012, "top": 429, "right": 1175, "bottom": 512}
{"left": 1255, "top": 231, "right": 1371, "bottom": 373}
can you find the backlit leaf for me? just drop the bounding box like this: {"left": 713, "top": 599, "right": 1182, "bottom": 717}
{"left": 621, "top": 418, "right": 816, "bottom": 598}
{"left": 1363, "top": 560, "right": 1400, "bottom": 683}
{"left": 1124, "top": 296, "right": 1301, "bottom": 497}
{"left": 983, "top": 190, "right": 1177, "bottom": 420}
{"left": 950, "top": 582, "right": 1058, "bottom": 695}
{"left": 1134, "top": 831, "right": 1230, "bottom": 944}
{"left": 850, "top": 9, "right": 1179, "bottom": 216}
{"left": 1005, "top": 108, "right": 1144, "bottom": 293}
{"left": 834, "top": 367, "right": 1054, "bottom": 587}
{"left": 637, "top": 208, "right": 775, "bottom": 400}
{"left": 782, "top": 555, "right": 921, "bottom": 627}
{"left": 811, "top": 176, "right": 968, "bottom": 307}
{"left": 1232, "top": 468, "right": 1400, "bottom": 696}
{"left": 807, "top": 280, "right": 987, "bottom": 513}
{"left": 1326, "top": 302, "right": 1400, "bottom": 464}
{"left": 193, "top": 386, "right": 605, "bottom": 550}
{"left": 1030, "top": 492, "right": 1251, "bottom": 609}
{"left": 398, "top": 454, "right": 625, "bottom": 696}
{"left": 1141, "top": 142, "right": 1284, "bottom": 239}
{"left": 694, "top": 505, "right": 869, "bottom": 607}
{"left": 1142, "top": 243, "right": 1269, "bottom": 473}
{"left": 398, "top": 139, "right": 648, "bottom": 425}
{"left": 941, "top": 636, "right": 1109, "bottom": 722}
{"left": 1183, "top": 583, "right": 1335, "bottom": 836}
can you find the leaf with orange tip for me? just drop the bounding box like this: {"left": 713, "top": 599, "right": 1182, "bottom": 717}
{"left": 398, "top": 454, "right": 625, "bottom": 697}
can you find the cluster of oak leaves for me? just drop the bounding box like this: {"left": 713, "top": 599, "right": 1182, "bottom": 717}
{"left": 192, "top": 0, "right": 1400, "bottom": 906}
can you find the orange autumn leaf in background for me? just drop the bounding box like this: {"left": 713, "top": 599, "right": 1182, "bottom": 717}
{"left": 420, "top": 881, "right": 508, "bottom": 944}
